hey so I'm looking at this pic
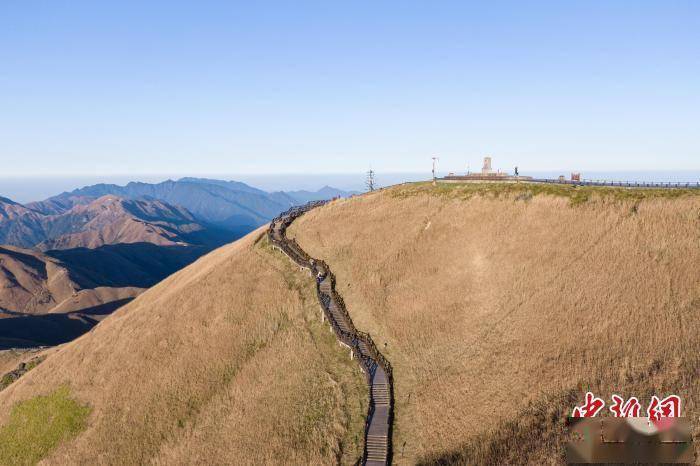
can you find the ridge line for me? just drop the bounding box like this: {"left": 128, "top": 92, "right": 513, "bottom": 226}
{"left": 268, "top": 201, "right": 394, "bottom": 466}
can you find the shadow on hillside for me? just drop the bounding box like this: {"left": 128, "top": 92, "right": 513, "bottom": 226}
{"left": 45, "top": 223, "right": 250, "bottom": 290}
{"left": 0, "top": 298, "right": 134, "bottom": 350}
{"left": 75, "top": 298, "right": 134, "bottom": 316}
{"left": 46, "top": 242, "right": 221, "bottom": 288}
{"left": 0, "top": 246, "right": 48, "bottom": 279}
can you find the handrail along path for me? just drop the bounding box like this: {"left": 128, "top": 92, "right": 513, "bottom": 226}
{"left": 268, "top": 201, "right": 394, "bottom": 466}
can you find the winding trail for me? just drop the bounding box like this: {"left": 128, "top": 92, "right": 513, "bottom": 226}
{"left": 269, "top": 201, "right": 394, "bottom": 466}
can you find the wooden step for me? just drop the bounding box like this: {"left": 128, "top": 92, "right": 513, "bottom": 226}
{"left": 332, "top": 315, "right": 350, "bottom": 327}
{"left": 372, "top": 384, "right": 390, "bottom": 392}
{"left": 366, "top": 444, "right": 387, "bottom": 451}
{"left": 366, "top": 444, "right": 387, "bottom": 449}
{"left": 365, "top": 435, "right": 388, "bottom": 463}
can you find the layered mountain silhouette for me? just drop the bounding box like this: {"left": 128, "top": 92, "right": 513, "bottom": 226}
{"left": 0, "top": 196, "right": 47, "bottom": 247}
{"left": 27, "top": 178, "right": 355, "bottom": 233}
{"left": 2, "top": 178, "right": 355, "bottom": 251}
{"left": 0, "top": 178, "right": 355, "bottom": 348}
{"left": 1, "top": 195, "right": 231, "bottom": 249}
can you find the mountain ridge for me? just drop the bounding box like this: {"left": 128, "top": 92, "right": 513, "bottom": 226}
{"left": 26, "top": 179, "right": 355, "bottom": 234}
{"left": 0, "top": 178, "right": 357, "bottom": 349}
{"left": 1, "top": 195, "right": 224, "bottom": 251}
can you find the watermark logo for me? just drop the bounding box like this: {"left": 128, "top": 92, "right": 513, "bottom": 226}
{"left": 566, "top": 393, "right": 693, "bottom": 464}
{"left": 571, "top": 392, "right": 681, "bottom": 423}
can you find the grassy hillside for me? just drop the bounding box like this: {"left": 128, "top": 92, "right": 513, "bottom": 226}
{"left": 0, "top": 228, "right": 367, "bottom": 465}
{"left": 288, "top": 182, "right": 700, "bottom": 464}
{"left": 0, "top": 349, "right": 53, "bottom": 383}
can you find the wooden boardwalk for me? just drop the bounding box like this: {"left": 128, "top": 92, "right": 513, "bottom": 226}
{"left": 269, "top": 202, "right": 393, "bottom": 465}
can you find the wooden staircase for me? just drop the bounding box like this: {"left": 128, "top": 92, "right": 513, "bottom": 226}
{"left": 366, "top": 377, "right": 391, "bottom": 464}
{"left": 372, "top": 383, "right": 391, "bottom": 405}
{"left": 366, "top": 434, "right": 389, "bottom": 464}
{"left": 269, "top": 202, "right": 394, "bottom": 465}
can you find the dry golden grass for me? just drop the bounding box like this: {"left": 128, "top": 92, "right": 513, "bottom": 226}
{"left": 0, "top": 227, "right": 367, "bottom": 465}
{"left": 0, "top": 348, "right": 54, "bottom": 380}
{"left": 0, "top": 352, "right": 27, "bottom": 377}
{"left": 288, "top": 182, "right": 700, "bottom": 464}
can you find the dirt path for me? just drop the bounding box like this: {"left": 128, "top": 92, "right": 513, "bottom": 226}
{"left": 269, "top": 201, "right": 393, "bottom": 465}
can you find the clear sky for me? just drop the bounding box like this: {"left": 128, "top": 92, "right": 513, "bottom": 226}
{"left": 1, "top": 1, "right": 698, "bottom": 177}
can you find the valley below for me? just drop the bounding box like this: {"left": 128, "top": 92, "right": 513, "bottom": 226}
{"left": 0, "top": 178, "right": 354, "bottom": 350}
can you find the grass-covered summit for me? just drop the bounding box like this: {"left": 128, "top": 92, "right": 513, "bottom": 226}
{"left": 290, "top": 182, "right": 700, "bottom": 463}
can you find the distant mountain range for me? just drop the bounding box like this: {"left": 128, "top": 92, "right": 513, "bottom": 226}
{"left": 1, "top": 195, "right": 222, "bottom": 251}
{"left": 0, "top": 177, "right": 356, "bottom": 348}
{"left": 2, "top": 178, "right": 356, "bottom": 251}
{"left": 26, "top": 177, "right": 355, "bottom": 234}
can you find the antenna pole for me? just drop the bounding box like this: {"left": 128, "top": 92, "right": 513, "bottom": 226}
{"left": 431, "top": 157, "right": 439, "bottom": 185}
{"left": 366, "top": 168, "right": 375, "bottom": 192}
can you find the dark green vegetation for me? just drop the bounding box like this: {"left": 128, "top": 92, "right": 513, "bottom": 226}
{"left": 393, "top": 181, "right": 700, "bottom": 206}
{"left": 0, "top": 386, "right": 90, "bottom": 465}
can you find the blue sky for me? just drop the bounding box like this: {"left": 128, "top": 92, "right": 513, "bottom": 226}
{"left": 1, "top": 1, "right": 698, "bottom": 177}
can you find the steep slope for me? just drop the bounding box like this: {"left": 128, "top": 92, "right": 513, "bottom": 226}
{"left": 0, "top": 195, "right": 245, "bottom": 348}
{"left": 21, "top": 195, "right": 95, "bottom": 217}
{"left": 288, "top": 182, "right": 700, "bottom": 464}
{"left": 0, "top": 348, "right": 54, "bottom": 389}
{"left": 0, "top": 216, "right": 229, "bottom": 349}
{"left": 0, "top": 245, "right": 142, "bottom": 349}
{"left": 45, "top": 243, "right": 211, "bottom": 288}
{"left": 0, "top": 197, "right": 46, "bottom": 247}
{"left": 270, "top": 203, "right": 393, "bottom": 464}
{"left": 0, "top": 245, "right": 140, "bottom": 315}
{"left": 0, "top": 196, "right": 36, "bottom": 220}
{"left": 0, "top": 245, "right": 76, "bottom": 315}
{"left": 37, "top": 196, "right": 212, "bottom": 251}
{"left": 0, "top": 228, "right": 367, "bottom": 464}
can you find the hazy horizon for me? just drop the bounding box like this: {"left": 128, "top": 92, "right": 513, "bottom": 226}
{"left": 2, "top": 169, "right": 699, "bottom": 204}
